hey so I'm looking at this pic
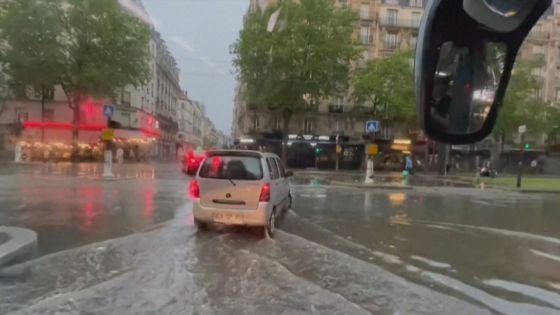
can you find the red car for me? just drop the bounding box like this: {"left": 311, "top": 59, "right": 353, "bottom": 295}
{"left": 183, "top": 150, "right": 206, "bottom": 175}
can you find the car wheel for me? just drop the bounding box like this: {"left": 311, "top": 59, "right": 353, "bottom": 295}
{"left": 264, "top": 209, "right": 276, "bottom": 239}
{"left": 194, "top": 218, "right": 208, "bottom": 230}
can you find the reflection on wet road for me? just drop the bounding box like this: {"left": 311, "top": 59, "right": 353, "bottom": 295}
{"left": 0, "top": 163, "right": 184, "bottom": 256}
{"left": 286, "top": 185, "right": 560, "bottom": 314}
{"left": 1, "top": 166, "right": 560, "bottom": 314}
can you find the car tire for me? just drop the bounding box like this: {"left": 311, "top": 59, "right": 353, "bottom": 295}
{"left": 194, "top": 218, "right": 207, "bottom": 230}
{"left": 264, "top": 209, "right": 276, "bottom": 239}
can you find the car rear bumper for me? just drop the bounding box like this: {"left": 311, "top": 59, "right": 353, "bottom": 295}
{"left": 193, "top": 201, "right": 268, "bottom": 226}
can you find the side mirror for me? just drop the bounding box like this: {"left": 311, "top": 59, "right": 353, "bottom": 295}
{"left": 285, "top": 170, "right": 293, "bottom": 177}
{"left": 415, "top": 0, "right": 551, "bottom": 144}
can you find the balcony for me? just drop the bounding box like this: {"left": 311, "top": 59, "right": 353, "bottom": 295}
{"left": 328, "top": 104, "right": 346, "bottom": 113}
{"left": 302, "top": 104, "right": 319, "bottom": 112}
{"left": 382, "top": 41, "right": 399, "bottom": 51}
{"left": 379, "top": 17, "right": 421, "bottom": 29}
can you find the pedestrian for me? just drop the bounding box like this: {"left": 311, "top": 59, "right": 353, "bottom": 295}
{"left": 116, "top": 147, "right": 124, "bottom": 164}
{"left": 530, "top": 159, "right": 538, "bottom": 174}
{"left": 405, "top": 155, "right": 414, "bottom": 175}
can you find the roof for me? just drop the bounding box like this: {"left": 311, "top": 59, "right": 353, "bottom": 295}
{"left": 206, "top": 149, "right": 279, "bottom": 158}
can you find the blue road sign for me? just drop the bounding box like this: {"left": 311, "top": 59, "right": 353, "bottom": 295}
{"left": 103, "top": 105, "right": 115, "bottom": 117}
{"left": 366, "top": 120, "right": 380, "bottom": 133}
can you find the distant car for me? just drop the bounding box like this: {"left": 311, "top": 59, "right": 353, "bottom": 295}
{"left": 189, "top": 150, "right": 292, "bottom": 238}
{"left": 183, "top": 150, "right": 206, "bottom": 175}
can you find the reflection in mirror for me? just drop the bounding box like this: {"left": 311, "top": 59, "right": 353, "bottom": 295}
{"left": 430, "top": 41, "right": 505, "bottom": 135}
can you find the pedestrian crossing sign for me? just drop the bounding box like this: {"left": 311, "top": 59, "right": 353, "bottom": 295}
{"left": 366, "top": 120, "right": 379, "bottom": 133}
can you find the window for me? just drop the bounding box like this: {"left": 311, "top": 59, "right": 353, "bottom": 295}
{"left": 412, "top": 12, "right": 421, "bottom": 27}
{"left": 122, "top": 91, "right": 131, "bottom": 106}
{"left": 409, "top": 0, "right": 422, "bottom": 7}
{"left": 274, "top": 118, "right": 282, "bottom": 130}
{"left": 360, "top": 26, "right": 371, "bottom": 44}
{"left": 268, "top": 158, "right": 280, "bottom": 179}
{"left": 385, "top": 32, "right": 398, "bottom": 49}
{"left": 303, "top": 119, "right": 314, "bottom": 133}
{"left": 335, "top": 95, "right": 344, "bottom": 106}
{"left": 276, "top": 158, "right": 286, "bottom": 177}
{"left": 387, "top": 9, "right": 398, "bottom": 25}
{"left": 43, "top": 108, "right": 54, "bottom": 122}
{"left": 536, "top": 88, "right": 544, "bottom": 99}
{"left": 252, "top": 116, "right": 259, "bottom": 129}
{"left": 121, "top": 113, "right": 131, "bottom": 127}
{"left": 199, "top": 155, "right": 263, "bottom": 180}
{"left": 339, "top": 0, "right": 348, "bottom": 8}
{"left": 360, "top": 3, "right": 369, "bottom": 19}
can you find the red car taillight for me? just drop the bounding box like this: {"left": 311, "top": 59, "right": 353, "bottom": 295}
{"left": 259, "top": 183, "right": 271, "bottom": 202}
{"left": 189, "top": 180, "right": 200, "bottom": 198}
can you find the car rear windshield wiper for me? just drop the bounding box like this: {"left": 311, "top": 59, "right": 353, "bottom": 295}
{"left": 227, "top": 177, "right": 236, "bottom": 187}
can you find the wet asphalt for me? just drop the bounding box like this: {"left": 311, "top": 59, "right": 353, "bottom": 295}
{"left": 1, "top": 163, "right": 560, "bottom": 314}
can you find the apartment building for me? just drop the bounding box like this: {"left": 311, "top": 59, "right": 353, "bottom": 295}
{"left": 235, "top": 0, "right": 426, "bottom": 169}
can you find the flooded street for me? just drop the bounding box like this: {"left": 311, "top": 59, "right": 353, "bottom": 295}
{"left": 1, "top": 165, "right": 560, "bottom": 314}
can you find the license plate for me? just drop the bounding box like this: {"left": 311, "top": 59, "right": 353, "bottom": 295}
{"left": 213, "top": 212, "right": 243, "bottom": 225}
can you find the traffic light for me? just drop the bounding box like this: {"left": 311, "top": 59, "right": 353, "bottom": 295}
{"left": 524, "top": 143, "right": 530, "bottom": 150}
{"left": 108, "top": 120, "right": 121, "bottom": 129}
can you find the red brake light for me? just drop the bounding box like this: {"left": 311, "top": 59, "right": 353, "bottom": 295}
{"left": 189, "top": 157, "right": 196, "bottom": 164}
{"left": 259, "top": 183, "right": 271, "bottom": 202}
{"left": 189, "top": 180, "right": 200, "bottom": 198}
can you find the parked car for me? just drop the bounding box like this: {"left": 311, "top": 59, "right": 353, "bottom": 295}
{"left": 189, "top": 150, "right": 292, "bottom": 238}
{"left": 182, "top": 149, "right": 206, "bottom": 175}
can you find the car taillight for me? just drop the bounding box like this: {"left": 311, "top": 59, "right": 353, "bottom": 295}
{"left": 259, "top": 183, "right": 270, "bottom": 202}
{"left": 189, "top": 180, "right": 200, "bottom": 198}
{"left": 189, "top": 157, "right": 196, "bottom": 164}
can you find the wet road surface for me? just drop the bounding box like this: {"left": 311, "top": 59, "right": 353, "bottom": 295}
{"left": 1, "top": 164, "right": 560, "bottom": 314}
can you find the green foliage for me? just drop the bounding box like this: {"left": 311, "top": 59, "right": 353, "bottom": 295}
{"left": 0, "top": 0, "right": 151, "bottom": 103}
{"left": 0, "top": 0, "right": 66, "bottom": 93}
{"left": 352, "top": 51, "right": 416, "bottom": 124}
{"left": 496, "top": 59, "right": 548, "bottom": 136}
{"left": 232, "top": 0, "right": 360, "bottom": 114}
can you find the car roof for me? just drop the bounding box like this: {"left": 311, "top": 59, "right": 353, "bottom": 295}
{"left": 206, "top": 149, "right": 279, "bottom": 159}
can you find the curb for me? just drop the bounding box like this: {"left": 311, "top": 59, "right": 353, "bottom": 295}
{"left": 0, "top": 226, "right": 37, "bottom": 268}
{"left": 330, "top": 180, "right": 413, "bottom": 190}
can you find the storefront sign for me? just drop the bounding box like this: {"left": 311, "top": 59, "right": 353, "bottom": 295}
{"left": 367, "top": 144, "right": 379, "bottom": 155}
{"left": 101, "top": 128, "right": 115, "bottom": 141}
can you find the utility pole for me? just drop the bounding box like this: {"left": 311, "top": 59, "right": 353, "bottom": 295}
{"left": 516, "top": 125, "right": 527, "bottom": 188}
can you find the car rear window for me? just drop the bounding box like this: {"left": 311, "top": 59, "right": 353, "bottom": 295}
{"left": 199, "top": 155, "right": 263, "bottom": 180}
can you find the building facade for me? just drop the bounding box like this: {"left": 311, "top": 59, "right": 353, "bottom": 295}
{"left": 234, "top": 0, "right": 427, "bottom": 169}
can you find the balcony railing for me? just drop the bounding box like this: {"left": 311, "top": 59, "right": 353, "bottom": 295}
{"left": 528, "top": 30, "right": 549, "bottom": 41}
{"left": 328, "top": 104, "right": 346, "bottom": 113}
{"left": 379, "top": 17, "right": 421, "bottom": 28}
{"left": 383, "top": 41, "right": 399, "bottom": 50}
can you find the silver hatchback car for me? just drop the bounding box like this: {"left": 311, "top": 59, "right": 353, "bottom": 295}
{"left": 190, "top": 150, "right": 292, "bottom": 238}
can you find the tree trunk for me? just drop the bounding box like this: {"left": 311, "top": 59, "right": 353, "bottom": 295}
{"left": 281, "top": 110, "right": 292, "bottom": 166}
{"left": 71, "top": 95, "right": 81, "bottom": 161}
{"left": 40, "top": 85, "right": 46, "bottom": 142}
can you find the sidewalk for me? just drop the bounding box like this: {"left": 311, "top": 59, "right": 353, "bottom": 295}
{"left": 0, "top": 226, "right": 37, "bottom": 268}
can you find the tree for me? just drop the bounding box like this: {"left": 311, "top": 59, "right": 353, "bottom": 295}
{"left": 0, "top": 0, "right": 151, "bottom": 145}
{"left": 495, "top": 59, "right": 547, "bottom": 137}
{"left": 0, "top": 0, "right": 66, "bottom": 140}
{"left": 352, "top": 51, "right": 416, "bottom": 127}
{"left": 232, "top": 0, "right": 360, "bottom": 161}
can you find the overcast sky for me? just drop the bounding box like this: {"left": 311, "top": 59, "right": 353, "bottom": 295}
{"left": 142, "top": 0, "right": 249, "bottom": 135}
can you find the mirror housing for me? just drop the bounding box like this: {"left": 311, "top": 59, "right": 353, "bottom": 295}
{"left": 415, "top": 0, "right": 551, "bottom": 144}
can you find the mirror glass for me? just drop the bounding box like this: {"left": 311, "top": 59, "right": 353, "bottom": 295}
{"left": 430, "top": 41, "right": 506, "bottom": 135}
